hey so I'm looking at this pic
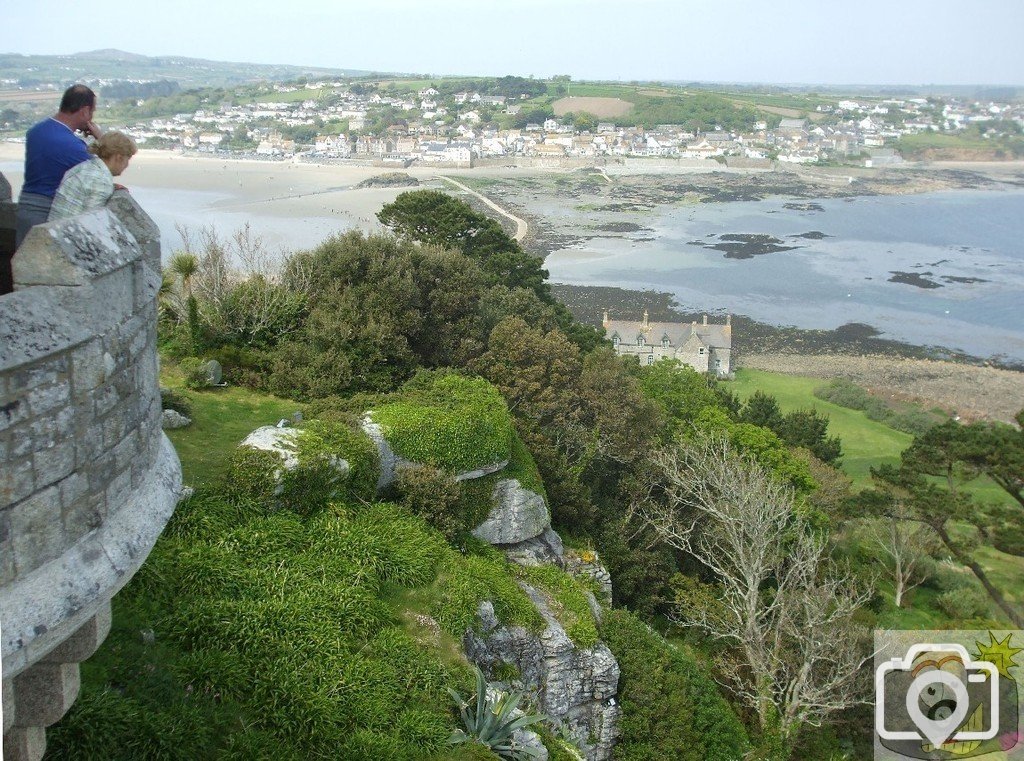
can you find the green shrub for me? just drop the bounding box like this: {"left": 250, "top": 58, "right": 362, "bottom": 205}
{"left": 179, "top": 356, "right": 210, "bottom": 390}
{"left": 992, "top": 523, "right": 1024, "bottom": 557}
{"left": 506, "top": 432, "right": 546, "bottom": 499}
{"left": 936, "top": 587, "right": 991, "bottom": 620}
{"left": 372, "top": 372, "right": 514, "bottom": 473}
{"left": 600, "top": 608, "right": 749, "bottom": 761}
{"left": 395, "top": 464, "right": 466, "bottom": 542}
{"left": 432, "top": 548, "right": 544, "bottom": 637}
{"left": 814, "top": 378, "right": 870, "bottom": 410}
{"left": 224, "top": 418, "right": 379, "bottom": 516}
{"left": 159, "top": 387, "right": 192, "bottom": 417}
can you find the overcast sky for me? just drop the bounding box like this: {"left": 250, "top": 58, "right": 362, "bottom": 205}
{"left": 4, "top": 0, "right": 1023, "bottom": 85}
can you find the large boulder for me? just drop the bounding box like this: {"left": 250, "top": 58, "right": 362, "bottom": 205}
{"left": 472, "top": 479, "right": 550, "bottom": 546}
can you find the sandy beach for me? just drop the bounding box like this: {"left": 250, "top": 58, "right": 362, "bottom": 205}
{"left": 0, "top": 143, "right": 555, "bottom": 255}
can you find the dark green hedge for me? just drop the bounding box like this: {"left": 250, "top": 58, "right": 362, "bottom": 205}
{"left": 600, "top": 609, "right": 749, "bottom": 761}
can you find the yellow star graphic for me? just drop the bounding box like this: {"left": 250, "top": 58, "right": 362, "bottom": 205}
{"left": 974, "top": 632, "right": 1022, "bottom": 681}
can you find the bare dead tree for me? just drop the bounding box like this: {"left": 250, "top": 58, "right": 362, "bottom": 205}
{"left": 637, "top": 435, "right": 873, "bottom": 751}
{"left": 864, "top": 508, "right": 933, "bottom": 608}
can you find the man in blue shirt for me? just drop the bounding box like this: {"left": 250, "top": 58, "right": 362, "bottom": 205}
{"left": 15, "top": 85, "right": 103, "bottom": 248}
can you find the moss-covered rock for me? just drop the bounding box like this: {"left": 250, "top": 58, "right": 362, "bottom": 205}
{"left": 228, "top": 418, "right": 379, "bottom": 516}
{"left": 368, "top": 373, "right": 514, "bottom": 476}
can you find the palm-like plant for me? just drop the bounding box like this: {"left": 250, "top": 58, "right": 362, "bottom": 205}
{"left": 168, "top": 252, "right": 199, "bottom": 299}
{"left": 448, "top": 666, "right": 547, "bottom": 760}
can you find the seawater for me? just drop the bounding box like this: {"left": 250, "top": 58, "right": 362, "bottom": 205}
{"left": 543, "top": 189, "right": 1024, "bottom": 363}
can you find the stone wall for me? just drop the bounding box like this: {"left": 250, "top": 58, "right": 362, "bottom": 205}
{"left": 0, "top": 176, "right": 182, "bottom": 760}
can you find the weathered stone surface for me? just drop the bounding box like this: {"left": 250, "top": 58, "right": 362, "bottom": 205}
{"left": 12, "top": 662, "right": 80, "bottom": 728}
{"left": 2, "top": 724, "right": 46, "bottom": 761}
{"left": 160, "top": 409, "right": 192, "bottom": 429}
{"left": 453, "top": 459, "right": 509, "bottom": 482}
{"left": 465, "top": 585, "right": 620, "bottom": 761}
{"left": 240, "top": 426, "right": 303, "bottom": 469}
{"left": 502, "top": 527, "right": 565, "bottom": 568}
{"left": 564, "top": 552, "right": 613, "bottom": 607}
{"left": 472, "top": 479, "right": 550, "bottom": 546}
{"left": 360, "top": 416, "right": 406, "bottom": 493}
{"left": 15, "top": 210, "right": 142, "bottom": 287}
{"left": 1, "top": 435, "right": 181, "bottom": 680}
{"left": 0, "top": 289, "right": 91, "bottom": 373}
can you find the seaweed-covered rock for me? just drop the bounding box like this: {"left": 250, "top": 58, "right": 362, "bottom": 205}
{"left": 472, "top": 479, "right": 550, "bottom": 546}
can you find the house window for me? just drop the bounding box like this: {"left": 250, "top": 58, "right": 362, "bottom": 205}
{"left": 699, "top": 347, "right": 705, "bottom": 355}
{"left": 611, "top": 334, "right": 619, "bottom": 346}
{"left": 637, "top": 335, "right": 645, "bottom": 346}
{"left": 662, "top": 336, "right": 670, "bottom": 347}
{"left": 647, "top": 355, "right": 654, "bottom": 365}
{"left": 715, "top": 359, "right": 722, "bottom": 368}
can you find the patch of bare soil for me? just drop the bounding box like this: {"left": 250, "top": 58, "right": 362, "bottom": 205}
{"left": 740, "top": 353, "right": 1024, "bottom": 424}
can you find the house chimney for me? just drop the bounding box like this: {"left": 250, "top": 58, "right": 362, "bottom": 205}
{"left": 642, "top": 309, "right": 649, "bottom": 328}
{"left": 602, "top": 309, "right": 609, "bottom": 328}
{"left": 726, "top": 314, "right": 732, "bottom": 326}
{"left": 691, "top": 320, "right": 697, "bottom": 335}
{"left": 702, "top": 314, "right": 708, "bottom": 326}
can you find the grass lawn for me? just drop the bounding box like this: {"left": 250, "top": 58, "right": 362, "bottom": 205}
{"left": 731, "top": 368, "right": 912, "bottom": 487}
{"left": 161, "top": 364, "right": 303, "bottom": 487}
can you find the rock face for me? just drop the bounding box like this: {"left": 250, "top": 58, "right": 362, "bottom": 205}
{"left": 472, "top": 479, "right": 550, "bottom": 545}
{"left": 501, "top": 527, "right": 565, "bottom": 567}
{"left": 465, "top": 593, "right": 621, "bottom": 761}
{"left": 564, "top": 552, "right": 613, "bottom": 607}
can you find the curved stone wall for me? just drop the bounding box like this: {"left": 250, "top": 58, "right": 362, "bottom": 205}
{"left": 0, "top": 176, "right": 181, "bottom": 760}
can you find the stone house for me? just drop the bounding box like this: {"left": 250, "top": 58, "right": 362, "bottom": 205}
{"left": 603, "top": 310, "right": 733, "bottom": 377}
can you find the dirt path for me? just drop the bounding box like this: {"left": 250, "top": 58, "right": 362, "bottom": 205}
{"left": 741, "top": 353, "right": 1024, "bottom": 424}
{"left": 436, "top": 175, "right": 529, "bottom": 242}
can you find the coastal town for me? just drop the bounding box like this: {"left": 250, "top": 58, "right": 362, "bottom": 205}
{"left": 4, "top": 74, "right": 1023, "bottom": 167}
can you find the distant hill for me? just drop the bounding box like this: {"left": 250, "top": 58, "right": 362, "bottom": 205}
{"left": 0, "top": 48, "right": 376, "bottom": 89}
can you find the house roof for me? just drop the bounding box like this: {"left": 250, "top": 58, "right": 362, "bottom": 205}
{"left": 605, "top": 318, "right": 731, "bottom": 350}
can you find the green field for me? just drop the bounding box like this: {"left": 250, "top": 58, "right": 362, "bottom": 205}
{"left": 731, "top": 368, "right": 912, "bottom": 486}
{"left": 895, "top": 131, "right": 1024, "bottom": 157}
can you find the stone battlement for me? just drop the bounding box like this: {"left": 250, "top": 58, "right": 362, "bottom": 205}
{"left": 0, "top": 174, "right": 181, "bottom": 760}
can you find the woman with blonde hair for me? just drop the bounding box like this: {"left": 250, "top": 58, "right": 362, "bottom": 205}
{"left": 49, "top": 131, "right": 138, "bottom": 221}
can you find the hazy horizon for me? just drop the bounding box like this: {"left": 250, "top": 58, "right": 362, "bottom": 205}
{"left": 5, "top": 0, "right": 1024, "bottom": 88}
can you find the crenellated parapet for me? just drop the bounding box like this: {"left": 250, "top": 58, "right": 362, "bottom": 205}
{"left": 0, "top": 176, "right": 182, "bottom": 761}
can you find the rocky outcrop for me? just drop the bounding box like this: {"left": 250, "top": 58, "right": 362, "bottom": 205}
{"left": 472, "top": 479, "right": 550, "bottom": 545}
{"left": 500, "top": 527, "right": 565, "bottom": 568}
{"left": 360, "top": 415, "right": 507, "bottom": 493}
{"left": 160, "top": 409, "right": 191, "bottom": 429}
{"left": 564, "top": 551, "right": 613, "bottom": 607}
{"left": 466, "top": 591, "right": 620, "bottom": 761}
{"left": 238, "top": 425, "right": 350, "bottom": 495}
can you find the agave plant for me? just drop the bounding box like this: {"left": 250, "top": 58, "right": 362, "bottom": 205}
{"left": 448, "top": 666, "right": 547, "bottom": 760}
